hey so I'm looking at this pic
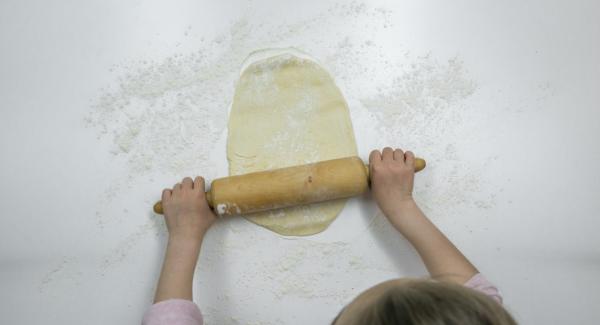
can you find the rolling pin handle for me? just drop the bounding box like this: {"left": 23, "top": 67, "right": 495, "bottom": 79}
{"left": 153, "top": 201, "right": 163, "bottom": 215}
{"left": 414, "top": 158, "right": 427, "bottom": 172}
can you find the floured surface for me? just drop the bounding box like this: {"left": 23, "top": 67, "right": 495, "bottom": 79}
{"left": 227, "top": 50, "right": 357, "bottom": 236}
{"left": 5, "top": 1, "right": 599, "bottom": 325}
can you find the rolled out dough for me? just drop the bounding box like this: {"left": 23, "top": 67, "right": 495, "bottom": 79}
{"left": 227, "top": 49, "right": 357, "bottom": 236}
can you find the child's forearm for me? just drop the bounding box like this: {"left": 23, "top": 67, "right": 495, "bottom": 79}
{"left": 387, "top": 199, "right": 478, "bottom": 284}
{"left": 154, "top": 236, "right": 202, "bottom": 303}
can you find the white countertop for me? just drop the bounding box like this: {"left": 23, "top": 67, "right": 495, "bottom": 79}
{"left": 1, "top": 1, "right": 599, "bottom": 324}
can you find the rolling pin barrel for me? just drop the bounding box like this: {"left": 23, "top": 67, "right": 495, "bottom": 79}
{"left": 153, "top": 156, "right": 425, "bottom": 215}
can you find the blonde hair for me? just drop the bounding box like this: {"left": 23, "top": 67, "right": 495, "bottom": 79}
{"left": 356, "top": 280, "right": 517, "bottom": 325}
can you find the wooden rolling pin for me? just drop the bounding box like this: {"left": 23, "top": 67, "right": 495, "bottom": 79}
{"left": 153, "top": 156, "right": 425, "bottom": 216}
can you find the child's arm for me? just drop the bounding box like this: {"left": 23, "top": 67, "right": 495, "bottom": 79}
{"left": 370, "top": 147, "right": 478, "bottom": 284}
{"left": 154, "top": 176, "right": 217, "bottom": 302}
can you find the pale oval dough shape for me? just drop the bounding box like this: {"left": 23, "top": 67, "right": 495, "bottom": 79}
{"left": 227, "top": 49, "right": 357, "bottom": 236}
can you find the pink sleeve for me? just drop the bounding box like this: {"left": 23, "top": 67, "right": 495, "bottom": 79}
{"left": 463, "top": 273, "right": 503, "bottom": 304}
{"left": 142, "top": 299, "right": 203, "bottom": 325}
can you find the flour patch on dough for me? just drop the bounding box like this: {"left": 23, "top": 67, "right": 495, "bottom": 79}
{"left": 227, "top": 49, "right": 357, "bottom": 236}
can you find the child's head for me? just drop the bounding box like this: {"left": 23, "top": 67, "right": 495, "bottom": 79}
{"left": 333, "top": 278, "right": 516, "bottom": 325}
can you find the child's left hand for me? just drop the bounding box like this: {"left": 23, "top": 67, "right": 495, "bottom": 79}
{"left": 161, "top": 176, "right": 217, "bottom": 243}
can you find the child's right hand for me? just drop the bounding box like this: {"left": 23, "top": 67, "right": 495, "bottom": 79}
{"left": 369, "top": 147, "right": 416, "bottom": 218}
{"left": 368, "top": 148, "right": 480, "bottom": 286}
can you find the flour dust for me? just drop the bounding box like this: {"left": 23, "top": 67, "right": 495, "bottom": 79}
{"left": 78, "top": 1, "right": 495, "bottom": 322}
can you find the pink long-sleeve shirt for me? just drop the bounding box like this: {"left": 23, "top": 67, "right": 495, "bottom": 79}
{"left": 142, "top": 273, "right": 502, "bottom": 325}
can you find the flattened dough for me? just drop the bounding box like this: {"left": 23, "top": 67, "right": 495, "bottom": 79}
{"left": 227, "top": 49, "right": 357, "bottom": 236}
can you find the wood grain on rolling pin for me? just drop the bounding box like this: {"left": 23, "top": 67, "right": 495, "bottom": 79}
{"left": 153, "top": 156, "right": 426, "bottom": 216}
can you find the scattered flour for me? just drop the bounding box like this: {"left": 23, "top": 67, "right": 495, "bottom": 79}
{"left": 86, "top": 51, "right": 228, "bottom": 179}
{"left": 77, "top": 1, "right": 500, "bottom": 323}
{"left": 85, "top": 1, "right": 396, "bottom": 181}
{"left": 357, "top": 56, "right": 496, "bottom": 213}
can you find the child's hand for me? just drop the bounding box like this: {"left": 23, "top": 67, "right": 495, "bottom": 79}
{"left": 369, "top": 147, "right": 416, "bottom": 218}
{"left": 161, "top": 176, "right": 217, "bottom": 243}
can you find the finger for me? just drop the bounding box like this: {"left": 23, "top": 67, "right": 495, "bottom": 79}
{"left": 182, "top": 177, "right": 193, "bottom": 189}
{"left": 369, "top": 150, "right": 382, "bottom": 164}
{"left": 393, "top": 148, "right": 405, "bottom": 161}
{"left": 382, "top": 147, "right": 394, "bottom": 161}
{"left": 194, "top": 176, "right": 206, "bottom": 194}
{"left": 162, "top": 188, "right": 172, "bottom": 201}
{"left": 405, "top": 151, "right": 415, "bottom": 168}
{"left": 173, "top": 182, "right": 182, "bottom": 193}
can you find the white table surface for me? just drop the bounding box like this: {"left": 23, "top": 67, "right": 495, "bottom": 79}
{"left": 1, "top": 1, "right": 599, "bottom": 324}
